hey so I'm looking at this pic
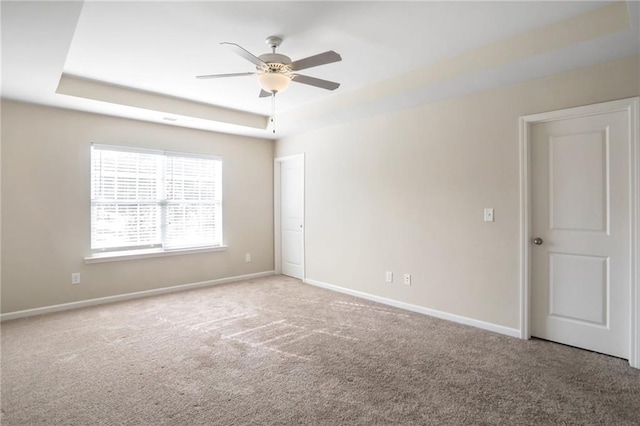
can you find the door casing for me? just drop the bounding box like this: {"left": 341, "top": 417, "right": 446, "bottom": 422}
{"left": 519, "top": 97, "right": 639, "bottom": 368}
{"left": 274, "top": 154, "right": 305, "bottom": 279}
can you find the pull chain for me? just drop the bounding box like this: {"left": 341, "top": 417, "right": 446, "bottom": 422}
{"left": 270, "top": 92, "right": 276, "bottom": 134}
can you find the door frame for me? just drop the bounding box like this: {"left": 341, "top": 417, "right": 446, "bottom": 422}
{"left": 274, "top": 153, "right": 305, "bottom": 279}
{"left": 519, "top": 97, "right": 639, "bottom": 368}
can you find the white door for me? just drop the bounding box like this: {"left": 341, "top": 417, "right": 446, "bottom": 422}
{"left": 279, "top": 156, "right": 304, "bottom": 279}
{"left": 531, "top": 110, "right": 630, "bottom": 358}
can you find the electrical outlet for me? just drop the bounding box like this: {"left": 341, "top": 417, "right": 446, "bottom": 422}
{"left": 403, "top": 274, "right": 411, "bottom": 286}
{"left": 245, "top": 253, "right": 251, "bottom": 262}
{"left": 385, "top": 271, "right": 393, "bottom": 283}
{"left": 71, "top": 272, "right": 81, "bottom": 285}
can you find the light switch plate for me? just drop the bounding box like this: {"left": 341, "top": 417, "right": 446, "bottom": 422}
{"left": 484, "top": 208, "right": 494, "bottom": 222}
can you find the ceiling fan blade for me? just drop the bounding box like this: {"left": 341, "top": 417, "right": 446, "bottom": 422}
{"left": 291, "top": 74, "right": 340, "bottom": 91}
{"left": 290, "top": 51, "right": 341, "bottom": 71}
{"left": 259, "top": 89, "right": 272, "bottom": 98}
{"left": 196, "top": 72, "right": 256, "bottom": 79}
{"left": 220, "top": 42, "right": 266, "bottom": 68}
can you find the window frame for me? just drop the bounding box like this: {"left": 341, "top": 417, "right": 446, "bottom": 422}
{"left": 86, "top": 143, "right": 225, "bottom": 263}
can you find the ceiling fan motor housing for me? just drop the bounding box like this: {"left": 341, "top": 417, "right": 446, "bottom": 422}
{"left": 258, "top": 53, "right": 292, "bottom": 73}
{"left": 258, "top": 39, "right": 293, "bottom": 93}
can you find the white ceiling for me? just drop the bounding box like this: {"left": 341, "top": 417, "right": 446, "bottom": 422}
{"left": 2, "top": 1, "right": 639, "bottom": 140}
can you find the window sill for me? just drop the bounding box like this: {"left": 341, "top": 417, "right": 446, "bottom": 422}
{"left": 84, "top": 245, "right": 228, "bottom": 264}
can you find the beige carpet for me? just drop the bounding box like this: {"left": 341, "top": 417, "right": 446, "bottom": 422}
{"left": 2, "top": 275, "right": 639, "bottom": 425}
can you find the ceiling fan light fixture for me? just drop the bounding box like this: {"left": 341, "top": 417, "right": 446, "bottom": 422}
{"left": 257, "top": 72, "right": 291, "bottom": 94}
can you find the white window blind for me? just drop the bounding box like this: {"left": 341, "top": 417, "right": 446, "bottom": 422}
{"left": 91, "top": 144, "right": 222, "bottom": 253}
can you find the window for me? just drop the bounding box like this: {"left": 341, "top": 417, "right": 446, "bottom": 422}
{"left": 90, "top": 144, "right": 222, "bottom": 256}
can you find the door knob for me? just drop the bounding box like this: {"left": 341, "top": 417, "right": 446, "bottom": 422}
{"left": 533, "top": 237, "right": 543, "bottom": 245}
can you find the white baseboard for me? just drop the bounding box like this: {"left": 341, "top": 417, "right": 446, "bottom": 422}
{"left": 1, "top": 271, "right": 275, "bottom": 322}
{"left": 304, "top": 278, "right": 521, "bottom": 338}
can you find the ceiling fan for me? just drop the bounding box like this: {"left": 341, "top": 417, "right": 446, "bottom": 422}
{"left": 196, "top": 36, "right": 342, "bottom": 98}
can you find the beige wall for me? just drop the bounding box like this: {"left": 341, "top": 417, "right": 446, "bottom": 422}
{"left": 276, "top": 55, "right": 640, "bottom": 330}
{"left": 1, "top": 101, "right": 274, "bottom": 313}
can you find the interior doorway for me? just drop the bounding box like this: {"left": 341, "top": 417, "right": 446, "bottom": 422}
{"left": 519, "top": 98, "right": 639, "bottom": 368}
{"left": 274, "top": 154, "right": 305, "bottom": 279}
